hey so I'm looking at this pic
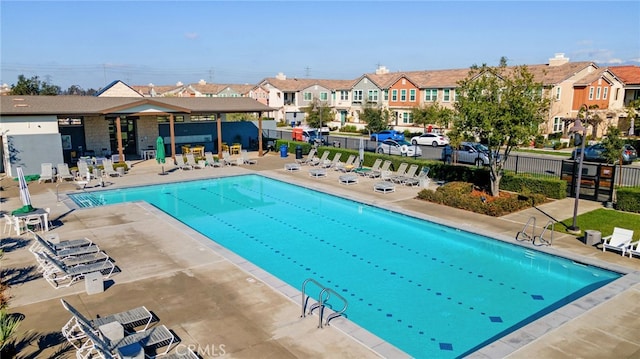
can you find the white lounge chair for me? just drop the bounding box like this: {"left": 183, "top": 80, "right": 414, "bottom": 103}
{"left": 175, "top": 155, "right": 193, "bottom": 170}
{"left": 204, "top": 152, "right": 223, "bottom": 168}
{"left": 56, "top": 163, "right": 74, "bottom": 182}
{"left": 336, "top": 154, "right": 357, "bottom": 172}
{"left": 102, "top": 159, "right": 121, "bottom": 177}
{"left": 404, "top": 167, "right": 431, "bottom": 187}
{"left": 311, "top": 151, "right": 330, "bottom": 166}
{"left": 185, "top": 153, "right": 205, "bottom": 169}
{"left": 241, "top": 150, "right": 258, "bottom": 165}
{"left": 77, "top": 160, "right": 96, "bottom": 180}
{"left": 39, "top": 163, "right": 54, "bottom": 183}
{"left": 60, "top": 299, "right": 154, "bottom": 347}
{"left": 627, "top": 240, "right": 639, "bottom": 258}
{"left": 28, "top": 231, "right": 99, "bottom": 259}
{"left": 602, "top": 227, "right": 634, "bottom": 255}
{"left": 297, "top": 148, "right": 317, "bottom": 165}
{"left": 322, "top": 153, "right": 342, "bottom": 168}
{"left": 393, "top": 164, "right": 419, "bottom": 184}
{"left": 223, "top": 151, "right": 242, "bottom": 166}
{"left": 387, "top": 162, "right": 409, "bottom": 182}
{"left": 38, "top": 251, "right": 116, "bottom": 288}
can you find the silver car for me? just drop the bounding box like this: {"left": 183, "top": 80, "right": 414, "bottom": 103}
{"left": 376, "top": 139, "right": 423, "bottom": 157}
{"left": 449, "top": 142, "right": 495, "bottom": 166}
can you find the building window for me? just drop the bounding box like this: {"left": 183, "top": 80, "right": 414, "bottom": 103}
{"left": 368, "top": 90, "right": 379, "bottom": 102}
{"left": 303, "top": 92, "right": 312, "bottom": 101}
{"left": 384, "top": 90, "right": 388, "bottom": 101}
{"left": 596, "top": 87, "right": 601, "bottom": 100}
{"left": 400, "top": 89, "right": 406, "bottom": 101}
{"left": 443, "top": 89, "right": 451, "bottom": 102}
{"left": 157, "top": 115, "right": 184, "bottom": 123}
{"left": 320, "top": 92, "right": 328, "bottom": 101}
{"left": 453, "top": 89, "right": 457, "bottom": 102}
{"left": 588, "top": 87, "right": 594, "bottom": 100}
{"left": 353, "top": 90, "right": 363, "bottom": 102}
{"left": 190, "top": 114, "right": 215, "bottom": 121}
{"left": 425, "top": 89, "right": 437, "bottom": 102}
{"left": 553, "top": 116, "right": 563, "bottom": 132}
{"left": 409, "top": 89, "right": 416, "bottom": 102}
{"left": 403, "top": 112, "right": 413, "bottom": 124}
{"left": 603, "top": 87, "right": 608, "bottom": 100}
{"left": 340, "top": 90, "right": 348, "bottom": 101}
{"left": 391, "top": 89, "right": 398, "bottom": 101}
{"left": 58, "top": 117, "right": 83, "bottom": 126}
{"left": 555, "top": 87, "right": 561, "bottom": 101}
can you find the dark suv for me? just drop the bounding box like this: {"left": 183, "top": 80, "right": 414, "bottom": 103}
{"left": 571, "top": 143, "right": 638, "bottom": 164}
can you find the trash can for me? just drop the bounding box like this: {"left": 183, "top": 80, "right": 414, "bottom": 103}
{"left": 584, "top": 230, "right": 601, "bottom": 246}
{"left": 295, "top": 145, "right": 303, "bottom": 159}
{"left": 280, "top": 144, "right": 288, "bottom": 158}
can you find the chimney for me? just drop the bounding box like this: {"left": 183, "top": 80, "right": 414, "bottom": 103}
{"left": 276, "top": 72, "right": 287, "bottom": 80}
{"left": 549, "top": 53, "right": 570, "bottom": 66}
{"left": 376, "top": 65, "right": 390, "bottom": 74}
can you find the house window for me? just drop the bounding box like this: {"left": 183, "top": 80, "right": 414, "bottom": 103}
{"left": 303, "top": 92, "right": 312, "bottom": 101}
{"left": 403, "top": 112, "right": 413, "bottom": 124}
{"left": 596, "top": 87, "right": 601, "bottom": 100}
{"left": 58, "top": 117, "right": 83, "bottom": 126}
{"left": 384, "top": 90, "right": 388, "bottom": 101}
{"left": 340, "top": 90, "right": 348, "bottom": 101}
{"left": 368, "top": 90, "right": 378, "bottom": 102}
{"left": 553, "top": 117, "right": 563, "bottom": 132}
{"left": 320, "top": 92, "right": 328, "bottom": 101}
{"left": 425, "top": 89, "right": 437, "bottom": 102}
{"left": 555, "top": 87, "right": 561, "bottom": 101}
{"left": 603, "top": 87, "right": 608, "bottom": 100}
{"left": 190, "top": 114, "right": 215, "bottom": 122}
{"left": 443, "top": 89, "right": 451, "bottom": 102}
{"left": 391, "top": 89, "right": 398, "bottom": 101}
{"left": 400, "top": 89, "right": 406, "bottom": 101}
{"left": 353, "top": 90, "right": 363, "bottom": 102}
{"left": 409, "top": 89, "right": 416, "bottom": 102}
{"left": 588, "top": 87, "right": 594, "bottom": 100}
{"left": 453, "top": 89, "right": 457, "bottom": 102}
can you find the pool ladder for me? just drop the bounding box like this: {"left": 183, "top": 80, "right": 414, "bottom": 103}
{"left": 301, "top": 278, "right": 348, "bottom": 328}
{"left": 516, "top": 216, "right": 553, "bottom": 246}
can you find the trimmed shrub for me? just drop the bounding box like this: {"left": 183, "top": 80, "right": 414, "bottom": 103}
{"left": 500, "top": 173, "right": 567, "bottom": 199}
{"left": 615, "top": 187, "right": 640, "bottom": 213}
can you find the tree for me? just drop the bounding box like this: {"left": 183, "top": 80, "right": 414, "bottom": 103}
{"left": 303, "top": 99, "right": 333, "bottom": 129}
{"left": 360, "top": 101, "right": 391, "bottom": 134}
{"left": 454, "top": 62, "right": 551, "bottom": 196}
{"left": 600, "top": 125, "right": 625, "bottom": 164}
{"left": 10, "top": 74, "right": 60, "bottom": 95}
{"left": 411, "top": 103, "right": 454, "bottom": 132}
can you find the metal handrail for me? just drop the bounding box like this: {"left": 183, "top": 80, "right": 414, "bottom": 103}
{"left": 534, "top": 220, "right": 554, "bottom": 246}
{"left": 516, "top": 216, "right": 536, "bottom": 242}
{"left": 301, "top": 278, "right": 349, "bottom": 328}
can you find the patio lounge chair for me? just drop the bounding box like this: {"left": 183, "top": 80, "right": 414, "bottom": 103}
{"left": 335, "top": 154, "right": 357, "bottom": 172}
{"left": 77, "top": 160, "right": 96, "bottom": 180}
{"left": 387, "top": 162, "right": 409, "bottom": 182}
{"left": 404, "top": 167, "right": 431, "bottom": 187}
{"left": 297, "top": 148, "right": 317, "bottom": 165}
{"left": 310, "top": 151, "right": 330, "bottom": 166}
{"left": 57, "top": 163, "right": 75, "bottom": 182}
{"left": 627, "top": 240, "right": 640, "bottom": 258}
{"left": 60, "top": 299, "right": 155, "bottom": 347}
{"left": 203, "top": 152, "right": 221, "bottom": 168}
{"left": 322, "top": 153, "right": 342, "bottom": 168}
{"left": 175, "top": 155, "right": 193, "bottom": 170}
{"left": 241, "top": 150, "right": 258, "bottom": 165}
{"left": 366, "top": 159, "right": 388, "bottom": 178}
{"left": 602, "top": 227, "right": 634, "bottom": 255}
{"left": 185, "top": 153, "right": 205, "bottom": 169}
{"left": 39, "top": 163, "right": 55, "bottom": 183}
{"left": 223, "top": 151, "right": 242, "bottom": 166}
{"left": 102, "top": 159, "right": 121, "bottom": 177}
{"left": 75, "top": 319, "right": 176, "bottom": 359}
{"left": 374, "top": 181, "right": 395, "bottom": 194}
{"left": 38, "top": 251, "right": 116, "bottom": 288}
{"left": 392, "top": 164, "right": 419, "bottom": 184}
{"left": 29, "top": 231, "right": 100, "bottom": 259}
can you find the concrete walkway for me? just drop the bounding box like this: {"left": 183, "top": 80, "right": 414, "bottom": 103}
{"left": 1, "top": 153, "right": 639, "bottom": 358}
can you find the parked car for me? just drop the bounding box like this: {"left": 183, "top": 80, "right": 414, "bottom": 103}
{"left": 446, "top": 142, "right": 496, "bottom": 166}
{"left": 370, "top": 130, "right": 404, "bottom": 142}
{"left": 376, "top": 139, "right": 422, "bottom": 157}
{"left": 410, "top": 133, "right": 450, "bottom": 147}
{"left": 292, "top": 127, "right": 327, "bottom": 145}
{"left": 571, "top": 143, "right": 638, "bottom": 164}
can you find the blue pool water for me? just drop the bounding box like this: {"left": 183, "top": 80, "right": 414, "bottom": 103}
{"left": 70, "top": 175, "right": 621, "bottom": 358}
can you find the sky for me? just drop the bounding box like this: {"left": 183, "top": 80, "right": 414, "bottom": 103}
{"left": 1, "top": 1, "right": 639, "bottom": 91}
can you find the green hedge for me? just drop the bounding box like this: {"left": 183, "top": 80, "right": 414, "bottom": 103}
{"left": 500, "top": 173, "right": 567, "bottom": 199}
{"left": 615, "top": 187, "right": 640, "bottom": 213}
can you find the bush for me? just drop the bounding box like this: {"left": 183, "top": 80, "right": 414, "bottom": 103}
{"left": 339, "top": 125, "right": 359, "bottom": 133}
{"left": 417, "top": 182, "right": 548, "bottom": 216}
{"left": 534, "top": 135, "right": 545, "bottom": 148}
{"left": 615, "top": 187, "right": 640, "bottom": 213}
{"left": 500, "top": 173, "right": 567, "bottom": 199}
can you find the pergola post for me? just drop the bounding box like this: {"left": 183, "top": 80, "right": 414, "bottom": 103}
{"left": 258, "top": 112, "right": 263, "bottom": 156}
{"left": 216, "top": 113, "right": 223, "bottom": 159}
{"left": 169, "top": 114, "right": 176, "bottom": 161}
{"left": 115, "top": 116, "right": 124, "bottom": 163}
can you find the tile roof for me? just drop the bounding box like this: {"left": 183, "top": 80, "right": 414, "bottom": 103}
{"left": 0, "top": 96, "right": 275, "bottom": 115}
{"left": 608, "top": 65, "right": 640, "bottom": 85}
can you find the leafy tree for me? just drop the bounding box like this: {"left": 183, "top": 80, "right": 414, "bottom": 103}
{"left": 411, "top": 103, "right": 454, "bottom": 132}
{"left": 303, "top": 99, "right": 333, "bottom": 129}
{"left": 601, "top": 125, "right": 625, "bottom": 164}
{"left": 10, "top": 74, "right": 60, "bottom": 95}
{"left": 360, "top": 101, "right": 390, "bottom": 134}
{"left": 454, "top": 62, "right": 551, "bottom": 196}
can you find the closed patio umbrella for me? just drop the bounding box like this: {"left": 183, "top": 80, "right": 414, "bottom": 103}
{"left": 156, "top": 136, "right": 167, "bottom": 175}
{"left": 12, "top": 167, "right": 35, "bottom": 214}
{"left": 358, "top": 137, "right": 365, "bottom": 167}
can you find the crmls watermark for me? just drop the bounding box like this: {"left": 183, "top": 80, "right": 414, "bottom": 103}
{"left": 175, "top": 343, "right": 226, "bottom": 357}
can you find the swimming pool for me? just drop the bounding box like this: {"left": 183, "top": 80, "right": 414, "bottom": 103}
{"left": 70, "top": 175, "right": 621, "bottom": 358}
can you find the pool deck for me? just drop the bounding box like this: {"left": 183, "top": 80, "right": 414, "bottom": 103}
{"left": 2, "top": 153, "right": 639, "bottom": 359}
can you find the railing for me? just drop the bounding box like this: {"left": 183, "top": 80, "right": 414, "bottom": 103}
{"left": 301, "top": 278, "right": 348, "bottom": 328}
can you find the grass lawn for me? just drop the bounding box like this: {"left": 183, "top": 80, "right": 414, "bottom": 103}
{"left": 557, "top": 208, "right": 640, "bottom": 241}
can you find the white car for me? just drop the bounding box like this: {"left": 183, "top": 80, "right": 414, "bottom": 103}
{"left": 376, "top": 139, "right": 423, "bottom": 157}
{"left": 410, "top": 133, "right": 449, "bottom": 147}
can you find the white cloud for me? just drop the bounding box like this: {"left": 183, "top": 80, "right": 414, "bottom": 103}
{"left": 184, "top": 32, "right": 199, "bottom": 40}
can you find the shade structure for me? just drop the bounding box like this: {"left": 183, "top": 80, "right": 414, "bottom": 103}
{"left": 13, "top": 167, "right": 35, "bottom": 214}
{"left": 156, "top": 136, "right": 166, "bottom": 164}
{"left": 359, "top": 138, "right": 365, "bottom": 167}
